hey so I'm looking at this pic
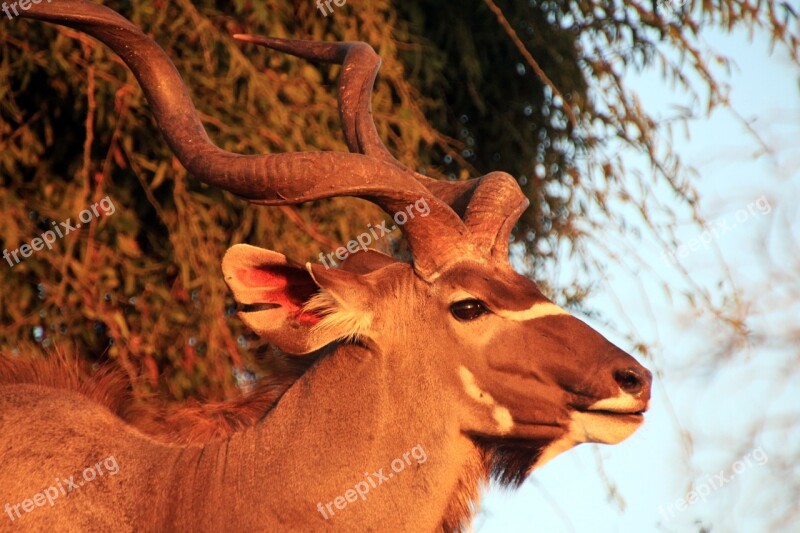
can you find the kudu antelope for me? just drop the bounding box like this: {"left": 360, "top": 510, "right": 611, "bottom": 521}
{"left": 0, "top": 1, "right": 652, "bottom": 531}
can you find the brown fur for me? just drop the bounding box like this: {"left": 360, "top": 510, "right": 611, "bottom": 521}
{"left": 441, "top": 447, "right": 484, "bottom": 532}
{"left": 126, "top": 383, "right": 285, "bottom": 445}
{"left": 0, "top": 349, "right": 314, "bottom": 446}
{"left": 126, "top": 353, "right": 316, "bottom": 444}
{"left": 0, "top": 349, "right": 135, "bottom": 419}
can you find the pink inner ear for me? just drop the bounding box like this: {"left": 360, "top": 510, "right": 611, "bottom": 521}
{"left": 235, "top": 266, "right": 322, "bottom": 325}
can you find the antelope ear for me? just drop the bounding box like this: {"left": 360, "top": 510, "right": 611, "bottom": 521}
{"left": 221, "top": 244, "right": 371, "bottom": 354}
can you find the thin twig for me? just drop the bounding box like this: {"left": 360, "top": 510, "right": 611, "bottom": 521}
{"left": 482, "top": 0, "right": 578, "bottom": 127}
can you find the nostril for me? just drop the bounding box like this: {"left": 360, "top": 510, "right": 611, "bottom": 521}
{"left": 614, "top": 367, "right": 644, "bottom": 395}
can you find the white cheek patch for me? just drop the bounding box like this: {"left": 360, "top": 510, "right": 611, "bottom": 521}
{"left": 491, "top": 406, "right": 514, "bottom": 432}
{"left": 496, "top": 302, "right": 569, "bottom": 322}
{"left": 458, "top": 366, "right": 514, "bottom": 433}
{"left": 459, "top": 366, "right": 494, "bottom": 406}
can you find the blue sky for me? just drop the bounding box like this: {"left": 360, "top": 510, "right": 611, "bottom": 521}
{"left": 477, "top": 22, "right": 800, "bottom": 533}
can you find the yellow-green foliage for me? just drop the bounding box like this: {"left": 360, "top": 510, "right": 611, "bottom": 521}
{"left": 0, "top": 0, "right": 452, "bottom": 399}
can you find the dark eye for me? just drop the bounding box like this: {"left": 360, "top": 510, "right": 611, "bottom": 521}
{"left": 450, "top": 300, "right": 489, "bottom": 321}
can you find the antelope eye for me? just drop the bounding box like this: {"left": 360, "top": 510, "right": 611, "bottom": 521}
{"left": 450, "top": 300, "right": 489, "bottom": 321}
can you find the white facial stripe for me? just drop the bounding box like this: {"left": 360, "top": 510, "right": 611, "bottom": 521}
{"left": 497, "top": 302, "right": 570, "bottom": 322}
{"left": 458, "top": 366, "right": 514, "bottom": 434}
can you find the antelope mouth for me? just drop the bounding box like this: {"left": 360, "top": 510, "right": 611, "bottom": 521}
{"left": 565, "top": 395, "right": 649, "bottom": 445}
{"left": 577, "top": 409, "right": 645, "bottom": 425}
{"left": 574, "top": 394, "right": 648, "bottom": 419}
{"left": 580, "top": 403, "right": 647, "bottom": 420}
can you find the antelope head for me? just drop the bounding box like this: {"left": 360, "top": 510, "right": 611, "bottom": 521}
{"left": 224, "top": 228, "right": 651, "bottom": 476}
